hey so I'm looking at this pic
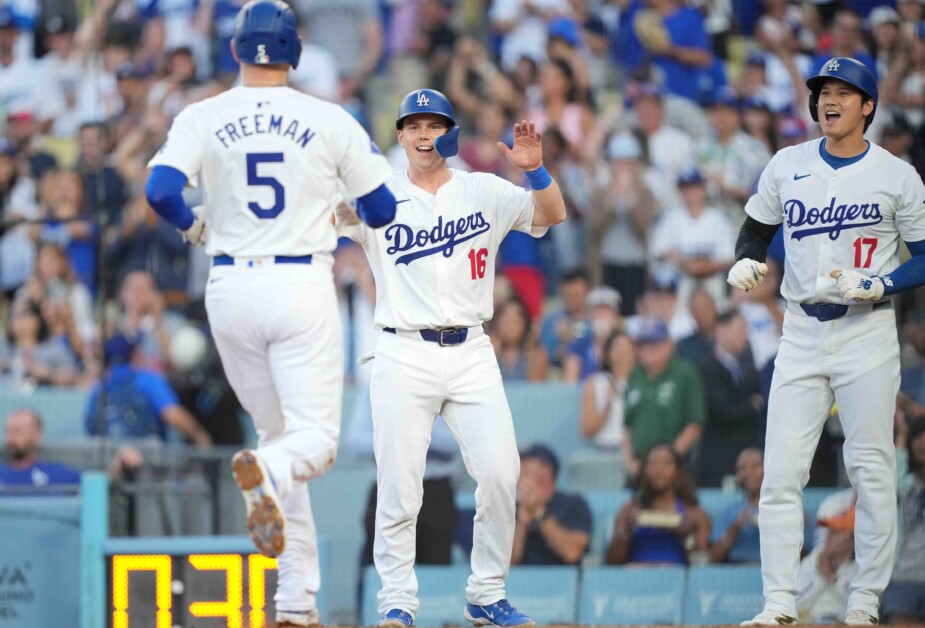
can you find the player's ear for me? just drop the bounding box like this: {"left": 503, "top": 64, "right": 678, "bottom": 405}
{"left": 230, "top": 40, "right": 239, "bottom": 63}
{"left": 396, "top": 128, "right": 403, "bottom": 145}
{"left": 862, "top": 98, "right": 874, "bottom": 118}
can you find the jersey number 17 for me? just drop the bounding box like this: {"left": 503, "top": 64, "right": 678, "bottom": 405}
{"left": 853, "top": 237, "right": 877, "bottom": 269}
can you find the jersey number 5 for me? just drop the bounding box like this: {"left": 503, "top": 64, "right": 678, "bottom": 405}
{"left": 853, "top": 237, "right": 877, "bottom": 269}
{"left": 468, "top": 248, "right": 487, "bottom": 280}
{"left": 247, "top": 153, "right": 285, "bottom": 219}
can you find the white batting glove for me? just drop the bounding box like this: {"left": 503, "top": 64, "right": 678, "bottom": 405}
{"left": 830, "top": 269, "right": 885, "bottom": 303}
{"left": 180, "top": 205, "right": 206, "bottom": 246}
{"left": 333, "top": 194, "right": 361, "bottom": 227}
{"left": 727, "top": 258, "right": 768, "bottom": 292}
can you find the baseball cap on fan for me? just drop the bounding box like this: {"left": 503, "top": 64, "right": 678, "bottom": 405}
{"left": 547, "top": 17, "right": 581, "bottom": 47}
{"left": 520, "top": 444, "right": 560, "bottom": 479}
{"left": 867, "top": 6, "right": 901, "bottom": 28}
{"left": 606, "top": 133, "right": 641, "bottom": 161}
{"left": 586, "top": 286, "right": 622, "bottom": 311}
{"left": 633, "top": 316, "right": 670, "bottom": 344}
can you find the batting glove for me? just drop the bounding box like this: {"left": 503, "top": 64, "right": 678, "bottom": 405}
{"left": 333, "top": 194, "right": 361, "bottom": 227}
{"left": 727, "top": 258, "right": 768, "bottom": 292}
{"left": 830, "top": 269, "right": 885, "bottom": 303}
{"left": 180, "top": 205, "right": 206, "bottom": 246}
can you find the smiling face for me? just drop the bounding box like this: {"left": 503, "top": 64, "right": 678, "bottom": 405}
{"left": 398, "top": 113, "right": 450, "bottom": 172}
{"left": 816, "top": 78, "right": 874, "bottom": 141}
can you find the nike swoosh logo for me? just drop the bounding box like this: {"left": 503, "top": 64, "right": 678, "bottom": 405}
{"left": 209, "top": 277, "right": 223, "bottom": 284}
{"left": 396, "top": 199, "right": 410, "bottom": 205}
{"left": 793, "top": 173, "right": 811, "bottom": 181}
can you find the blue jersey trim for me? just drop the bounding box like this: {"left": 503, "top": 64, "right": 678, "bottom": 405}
{"left": 819, "top": 138, "right": 870, "bottom": 170}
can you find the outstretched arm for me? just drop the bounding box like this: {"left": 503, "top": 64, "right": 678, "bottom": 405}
{"left": 498, "top": 120, "right": 566, "bottom": 227}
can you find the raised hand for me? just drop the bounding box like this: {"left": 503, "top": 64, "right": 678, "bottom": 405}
{"left": 498, "top": 120, "right": 543, "bottom": 172}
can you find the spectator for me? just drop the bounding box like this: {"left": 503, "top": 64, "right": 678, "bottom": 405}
{"left": 458, "top": 101, "right": 514, "bottom": 177}
{"left": 539, "top": 268, "right": 590, "bottom": 369}
{"left": 606, "top": 443, "right": 710, "bottom": 564}
{"left": 288, "top": 24, "right": 341, "bottom": 102}
{"left": 545, "top": 16, "right": 593, "bottom": 99}
{"left": 76, "top": 123, "right": 128, "bottom": 233}
{"left": 17, "top": 241, "right": 95, "bottom": 344}
{"left": 528, "top": 59, "right": 594, "bottom": 156}
{"left": 301, "top": 0, "right": 383, "bottom": 100}
{"left": 896, "top": 0, "right": 924, "bottom": 30}
{"left": 741, "top": 94, "right": 776, "bottom": 154}
{"left": 676, "top": 289, "right": 717, "bottom": 365}
{"left": 84, "top": 334, "right": 211, "bottom": 446}
{"left": 882, "top": 418, "right": 925, "bottom": 624}
{"left": 754, "top": 0, "right": 814, "bottom": 113}
{"left": 116, "top": 270, "right": 188, "bottom": 372}
{"left": 579, "top": 330, "right": 636, "bottom": 482}
{"left": 409, "top": 0, "right": 457, "bottom": 92}
{"left": 709, "top": 447, "right": 763, "bottom": 564}
{"left": 32, "top": 169, "right": 98, "bottom": 293}
{"left": 0, "top": 408, "right": 81, "bottom": 492}
{"left": 648, "top": 167, "right": 736, "bottom": 338}
{"left": 886, "top": 23, "right": 925, "bottom": 133}
{"left": 37, "top": 12, "right": 83, "bottom": 140}
{"left": 695, "top": 87, "right": 771, "bottom": 220}
{"left": 540, "top": 127, "right": 589, "bottom": 277}
{"left": 563, "top": 285, "right": 622, "bottom": 381}
{"left": 811, "top": 9, "right": 877, "bottom": 79}
{"left": 0, "top": 138, "right": 39, "bottom": 296}
{"left": 622, "top": 0, "right": 713, "bottom": 103}
{"left": 868, "top": 6, "right": 903, "bottom": 81}
{"left": 696, "top": 309, "right": 762, "bottom": 487}
{"left": 623, "top": 316, "right": 705, "bottom": 478}
{"left": 592, "top": 131, "right": 658, "bottom": 315}
{"left": 511, "top": 444, "right": 592, "bottom": 565}
{"left": 489, "top": 299, "right": 549, "bottom": 381}
{"left": 0, "top": 298, "right": 80, "bottom": 386}
{"left": 446, "top": 36, "right": 522, "bottom": 129}
{"left": 490, "top": 0, "right": 570, "bottom": 72}
{"left": 796, "top": 488, "right": 858, "bottom": 624}
{"left": 627, "top": 83, "right": 695, "bottom": 212}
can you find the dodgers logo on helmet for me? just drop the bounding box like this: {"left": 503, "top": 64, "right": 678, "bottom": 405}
{"left": 396, "top": 88, "right": 461, "bottom": 158}
{"left": 233, "top": 0, "right": 302, "bottom": 69}
{"left": 805, "top": 56, "right": 878, "bottom": 130}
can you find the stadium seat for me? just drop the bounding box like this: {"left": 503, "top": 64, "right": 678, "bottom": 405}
{"left": 578, "top": 565, "right": 685, "bottom": 625}
{"left": 682, "top": 564, "right": 764, "bottom": 625}
{"left": 697, "top": 488, "right": 745, "bottom": 524}
{"left": 361, "top": 565, "right": 468, "bottom": 626}
{"left": 584, "top": 489, "right": 631, "bottom": 559}
{"left": 506, "top": 566, "right": 579, "bottom": 624}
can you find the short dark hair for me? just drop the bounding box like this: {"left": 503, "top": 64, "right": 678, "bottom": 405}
{"left": 715, "top": 308, "right": 742, "bottom": 327}
{"left": 561, "top": 268, "right": 590, "bottom": 284}
{"left": 521, "top": 443, "right": 560, "bottom": 479}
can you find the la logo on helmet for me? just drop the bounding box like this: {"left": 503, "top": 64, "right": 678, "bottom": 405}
{"left": 826, "top": 59, "right": 840, "bottom": 72}
{"left": 416, "top": 92, "right": 430, "bottom": 107}
{"left": 255, "top": 44, "right": 269, "bottom": 64}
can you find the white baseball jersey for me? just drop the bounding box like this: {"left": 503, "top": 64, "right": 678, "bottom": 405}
{"left": 745, "top": 138, "right": 925, "bottom": 303}
{"left": 149, "top": 85, "right": 391, "bottom": 257}
{"left": 337, "top": 168, "right": 547, "bottom": 329}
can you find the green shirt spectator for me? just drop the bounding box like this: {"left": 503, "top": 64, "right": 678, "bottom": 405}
{"left": 623, "top": 317, "right": 706, "bottom": 479}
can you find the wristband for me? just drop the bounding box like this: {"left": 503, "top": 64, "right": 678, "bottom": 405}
{"left": 524, "top": 164, "right": 552, "bottom": 191}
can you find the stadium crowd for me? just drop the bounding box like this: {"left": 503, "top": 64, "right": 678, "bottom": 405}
{"left": 0, "top": 0, "right": 924, "bottom": 623}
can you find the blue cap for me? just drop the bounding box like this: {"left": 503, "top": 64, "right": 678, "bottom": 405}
{"left": 115, "top": 61, "right": 152, "bottom": 80}
{"left": 104, "top": 334, "right": 138, "bottom": 365}
{"left": 521, "top": 443, "right": 560, "bottom": 478}
{"left": 710, "top": 86, "right": 741, "bottom": 110}
{"left": 650, "top": 268, "right": 678, "bottom": 292}
{"left": 742, "top": 95, "right": 771, "bottom": 111}
{"left": 634, "top": 316, "right": 670, "bottom": 344}
{"left": 677, "top": 166, "right": 704, "bottom": 186}
{"left": 630, "top": 82, "right": 664, "bottom": 102}
{"left": 0, "top": 6, "right": 16, "bottom": 29}
{"left": 547, "top": 17, "right": 581, "bottom": 47}
{"left": 746, "top": 52, "right": 766, "bottom": 67}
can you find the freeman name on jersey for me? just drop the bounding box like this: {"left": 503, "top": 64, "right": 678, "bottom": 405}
{"left": 784, "top": 196, "right": 883, "bottom": 241}
{"left": 213, "top": 113, "right": 317, "bottom": 149}
{"left": 385, "top": 211, "right": 491, "bottom": 265}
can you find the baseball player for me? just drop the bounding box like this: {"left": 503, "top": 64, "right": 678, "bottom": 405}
{"left": 728, "top": 57, "right": 925, "bottom": 626}
{"left": 335, "top": 89, "right": 566, "bottom": 627}
{"left": 144, "top": 2, "right": 396, "bottom": 625}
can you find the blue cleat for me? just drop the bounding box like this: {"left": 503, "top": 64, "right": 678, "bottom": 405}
{"left": 377, "top": 609, "right": 414, "bottom": 627}
{"left": 464, "top": 599, "right": 535, "bottom": 627}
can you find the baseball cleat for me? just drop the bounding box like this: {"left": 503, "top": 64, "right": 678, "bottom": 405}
{"left": 845, "top": 610, "right": 878, "bottom": 624}
{"left": 231, "top": 449, "right": 285, "bottom": 558}
{"left": 276, "top": 608, "right": 322, "bottom": 627}
{"left": 464, "top": 599, "right": 535, "bottom": 627}
{"left": 377, "top": 608, "right": 414, "bottom": 626}
{"left": 740, "top": 609, "right": 798, "bottom": 625}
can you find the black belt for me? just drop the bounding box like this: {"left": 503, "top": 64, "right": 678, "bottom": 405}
{"left": 799, "top": 300, "right": 890, "bottom": 322}
{"left": 213, "top": 254, "right": 313, "bottom": 266}
{"left": 383, "top": 327, "right": 469, "bottom": 346}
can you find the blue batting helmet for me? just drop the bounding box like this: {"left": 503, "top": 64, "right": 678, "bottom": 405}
{"left": 233, "top": 0, "right": 302, "bottom": 69}
{"left": 806, "top": 57, "right": 878, "bottom": 131}
{"left": 396, "top": 89, "right": 460, "bottom": 158}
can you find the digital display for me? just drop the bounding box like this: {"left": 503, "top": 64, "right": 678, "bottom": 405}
{"left": 108, "top": 553, "right": 279, "bottom": 628}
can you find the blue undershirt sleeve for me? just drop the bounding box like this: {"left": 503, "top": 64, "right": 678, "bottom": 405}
{"left": 881, "top": 239, "right": 925, "bottom": 296}
{"left": 145, "top": 165, "right": 195, "bottom": 231}
{"left": 356, "top": 183, "right": 396, "bottom": 229}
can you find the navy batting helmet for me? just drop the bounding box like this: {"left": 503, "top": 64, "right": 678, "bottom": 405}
{"left": 233, "top": 0, "right": 302, "bottom": 69}
{"left": 806, "top": 57, "right": 878, "bottom": 131}
{"left": 396, "top": 89, "right": 460, "bottom": 158}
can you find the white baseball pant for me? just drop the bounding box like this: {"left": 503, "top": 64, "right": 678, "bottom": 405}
{"left": 205, "top": 257, "right": 343, "bottom": 611}
{"left": 370, "top": 330, "right": 520, "bottom": 616}
{"left": 760, "top": 302, "right": 898, "bottom": 619}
